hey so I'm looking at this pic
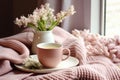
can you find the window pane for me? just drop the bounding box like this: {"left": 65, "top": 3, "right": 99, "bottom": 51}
{"left": 106, "top": 0, "right": 120, "bottom": 37}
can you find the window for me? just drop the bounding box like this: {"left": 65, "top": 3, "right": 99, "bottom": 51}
{"left": 89, "top": 0, "right": 105, "bottom": 35}
{"left": 105, "top": 0, "right": 120, "bottom": 37}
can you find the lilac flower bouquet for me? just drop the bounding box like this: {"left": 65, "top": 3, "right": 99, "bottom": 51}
{"left": 15, "top": 3, "right": 76, "bottom": 31}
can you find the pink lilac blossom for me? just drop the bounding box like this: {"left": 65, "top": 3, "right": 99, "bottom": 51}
{"left": 14, "top": 3, "right": 76, "bottom": 31}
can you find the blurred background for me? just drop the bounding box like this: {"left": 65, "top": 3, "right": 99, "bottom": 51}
{"left": 0, "top": 0, "right": 91, "bottom": 38}
{"left": 0, "top": 0, "right": 37, "bottom": 38}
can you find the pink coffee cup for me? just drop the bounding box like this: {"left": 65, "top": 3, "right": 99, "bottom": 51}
{"left": 37, "top": 43, "right": 70, "bottom": 68}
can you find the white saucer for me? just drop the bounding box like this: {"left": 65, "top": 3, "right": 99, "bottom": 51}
{"left": 15, "top": 55, "right": 79, "bottom": 73}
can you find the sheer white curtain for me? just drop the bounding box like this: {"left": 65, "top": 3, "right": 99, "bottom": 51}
{"left": 37, "top": 0, "right": 90, "bottom": 32}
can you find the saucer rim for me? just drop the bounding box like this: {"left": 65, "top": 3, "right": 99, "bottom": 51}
{"left": 15, "top": 55, "right": 79, "bottom": 73}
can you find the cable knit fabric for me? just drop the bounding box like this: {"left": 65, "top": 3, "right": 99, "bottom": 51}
{"left": 0, "top": 27, "right": 120, "bottom": 80}
{"left": 23, "top": 37, "right": 120, "bottom": 80}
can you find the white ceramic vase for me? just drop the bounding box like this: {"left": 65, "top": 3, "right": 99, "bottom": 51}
{"left": 31, "top": 30, "right": 55, "bottom": 54}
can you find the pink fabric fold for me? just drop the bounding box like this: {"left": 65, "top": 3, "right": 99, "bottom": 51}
{"left": 0, "top": 27, "right": 120, "bottom": 80}
{"left": 0, "top": 39, "right": 30, "bottom": 63}
{"left": 0, "top": 39, "right": 30, "bottom": 76}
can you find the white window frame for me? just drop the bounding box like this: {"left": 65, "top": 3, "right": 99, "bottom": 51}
{"left": 84, "top": 0, "right": 105, "bottom": 35}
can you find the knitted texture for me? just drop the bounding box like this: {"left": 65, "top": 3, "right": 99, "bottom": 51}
{"left": 0, "top": 39, "right": 30, "bottom": 64}
{"left": 1, "top": 27, "right": 120, "bottom": 80}
{"left": 0, "top": 39, "right": 30, "bottom": 76}
{"left": 24, "top": 37, "right": 120, "bottom": 80}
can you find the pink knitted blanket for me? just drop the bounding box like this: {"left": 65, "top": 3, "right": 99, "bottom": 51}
{"left": 0, "top": 27, "right": 120, "bottom": 80}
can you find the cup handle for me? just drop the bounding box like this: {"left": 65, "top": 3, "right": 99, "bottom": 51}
{"left": 62, "top": 48, "right": 71, "bottom": 61}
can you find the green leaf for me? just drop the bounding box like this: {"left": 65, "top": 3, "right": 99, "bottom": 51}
{"left": 37, "top": 20, "right": 46, "bottom": 31}
{"left": 48, "top": 21, "right": 59, "bottom": 30}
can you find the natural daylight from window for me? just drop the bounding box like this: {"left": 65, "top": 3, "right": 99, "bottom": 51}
{"left": 105, "top": 0, "right": 120, "bottom": 37}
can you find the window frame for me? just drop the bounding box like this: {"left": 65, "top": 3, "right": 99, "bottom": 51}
{"left": 100, "top": 0, "right": 106, "bottom": 35}
{"left": 87, "top": 0, "right": 105, "bottom": 35}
